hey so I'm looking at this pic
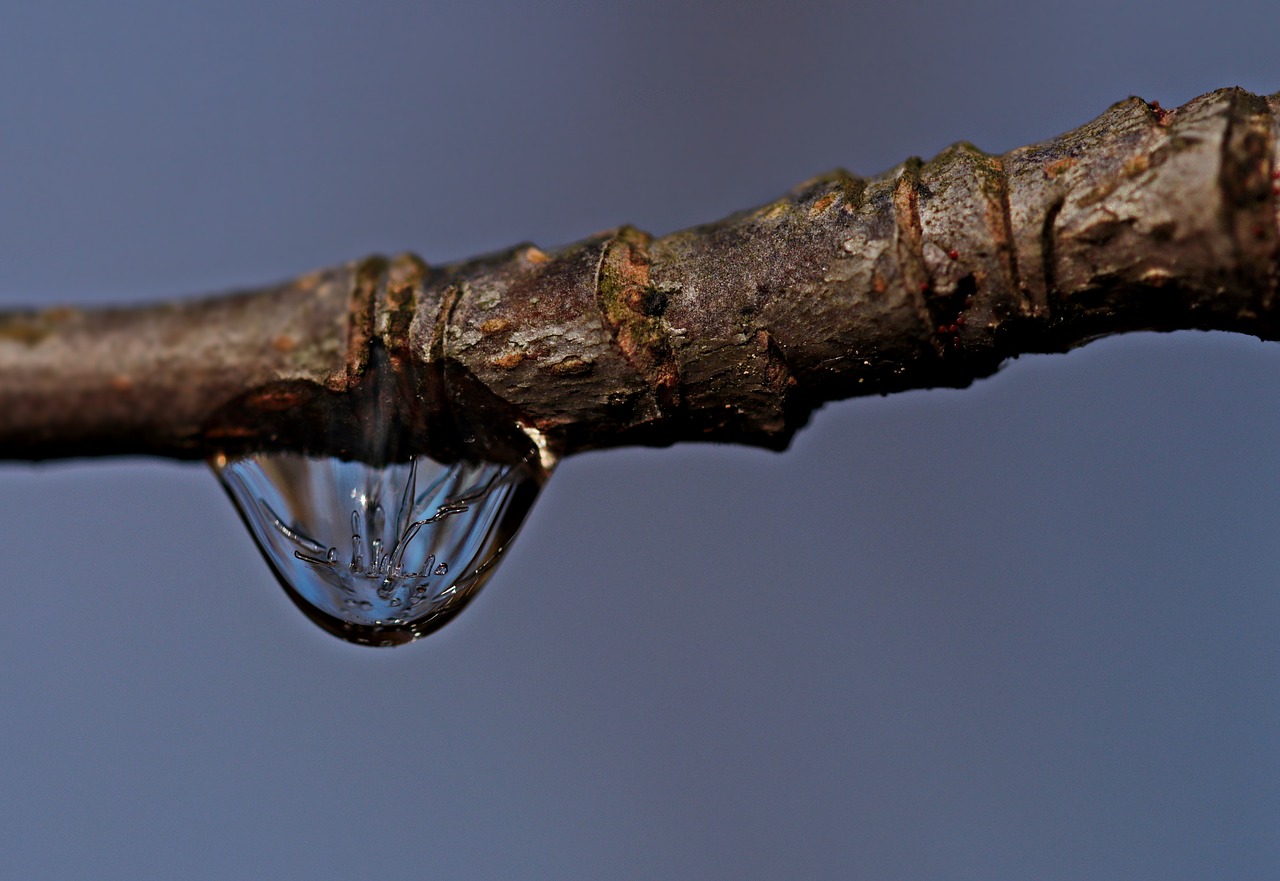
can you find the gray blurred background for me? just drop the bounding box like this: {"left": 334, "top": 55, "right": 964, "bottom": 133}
{"left": 2, "top": 2, "right": 1278, "bottom": 878}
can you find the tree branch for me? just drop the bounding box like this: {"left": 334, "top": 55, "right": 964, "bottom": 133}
{"left": 2, "top": 87, "right": 1278, "bottom": 464}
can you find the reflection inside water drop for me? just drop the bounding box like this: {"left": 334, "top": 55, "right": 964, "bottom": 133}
{"left": 213, "top": 452, "right": 547, "bottom": 646}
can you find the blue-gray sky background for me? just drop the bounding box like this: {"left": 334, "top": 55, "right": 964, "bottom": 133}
{"left": 1, "top": 2, "right": 1278, "bottom": 878}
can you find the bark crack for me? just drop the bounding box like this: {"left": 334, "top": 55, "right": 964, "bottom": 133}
{"left": 990, "top": 155, "right": 1026, "bottom": 325}
{"left": 344, "top": 256, "right": 389, "bottom": 387}
{"left": 1040, "top": 194, "right": 1065, "bottom": 322}
{"left": 892, "top": 157, "right": 934, "bottom": 349}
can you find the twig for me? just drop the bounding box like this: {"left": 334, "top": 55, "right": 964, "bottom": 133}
{"left": 2, "top": 88, "right": 1277, "bottom": 464}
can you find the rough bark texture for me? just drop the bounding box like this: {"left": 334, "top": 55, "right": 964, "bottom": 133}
{"left": 2, "top": 88, "right": 1278, "bottom": 464}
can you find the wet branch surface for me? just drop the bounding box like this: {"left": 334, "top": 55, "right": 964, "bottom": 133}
{"left": 2, "top": 88, "right": 1279, "bottom": 465}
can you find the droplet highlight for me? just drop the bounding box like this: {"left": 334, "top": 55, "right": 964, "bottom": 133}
{"left": 214, "top": 452, "right": 547, "bottom": 646}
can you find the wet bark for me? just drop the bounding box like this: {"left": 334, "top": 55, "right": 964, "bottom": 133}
{"left": 2, "top": 87, "right": 1278, "bottom": 465}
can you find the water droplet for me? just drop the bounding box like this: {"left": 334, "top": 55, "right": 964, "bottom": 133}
{"left": 214, "top": 452, "right": 549, "bottom": 646}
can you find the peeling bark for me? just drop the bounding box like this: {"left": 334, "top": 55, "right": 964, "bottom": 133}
{"left": 1, "top": 88, "right": 1278, "bottom": 464}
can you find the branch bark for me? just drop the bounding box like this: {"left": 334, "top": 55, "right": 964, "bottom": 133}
{"left": 2, "top": 87, "right": 1278, "bottom": 464}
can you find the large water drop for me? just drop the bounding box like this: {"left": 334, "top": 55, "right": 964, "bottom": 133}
{"left": 214, "top": 451, "right": 547, "bottom": 646}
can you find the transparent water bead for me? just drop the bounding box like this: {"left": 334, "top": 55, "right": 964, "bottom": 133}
{"left": 214, "top": 451, "right": 547, "bottom": 646}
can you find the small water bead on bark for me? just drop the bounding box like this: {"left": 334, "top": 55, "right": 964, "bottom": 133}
{"left": 213, "top": 451, "right": 548, "bottom": 646}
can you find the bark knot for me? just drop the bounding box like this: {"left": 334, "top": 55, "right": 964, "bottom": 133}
{"left": 596, "top": 226, "right": 681, "bottom": 412}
